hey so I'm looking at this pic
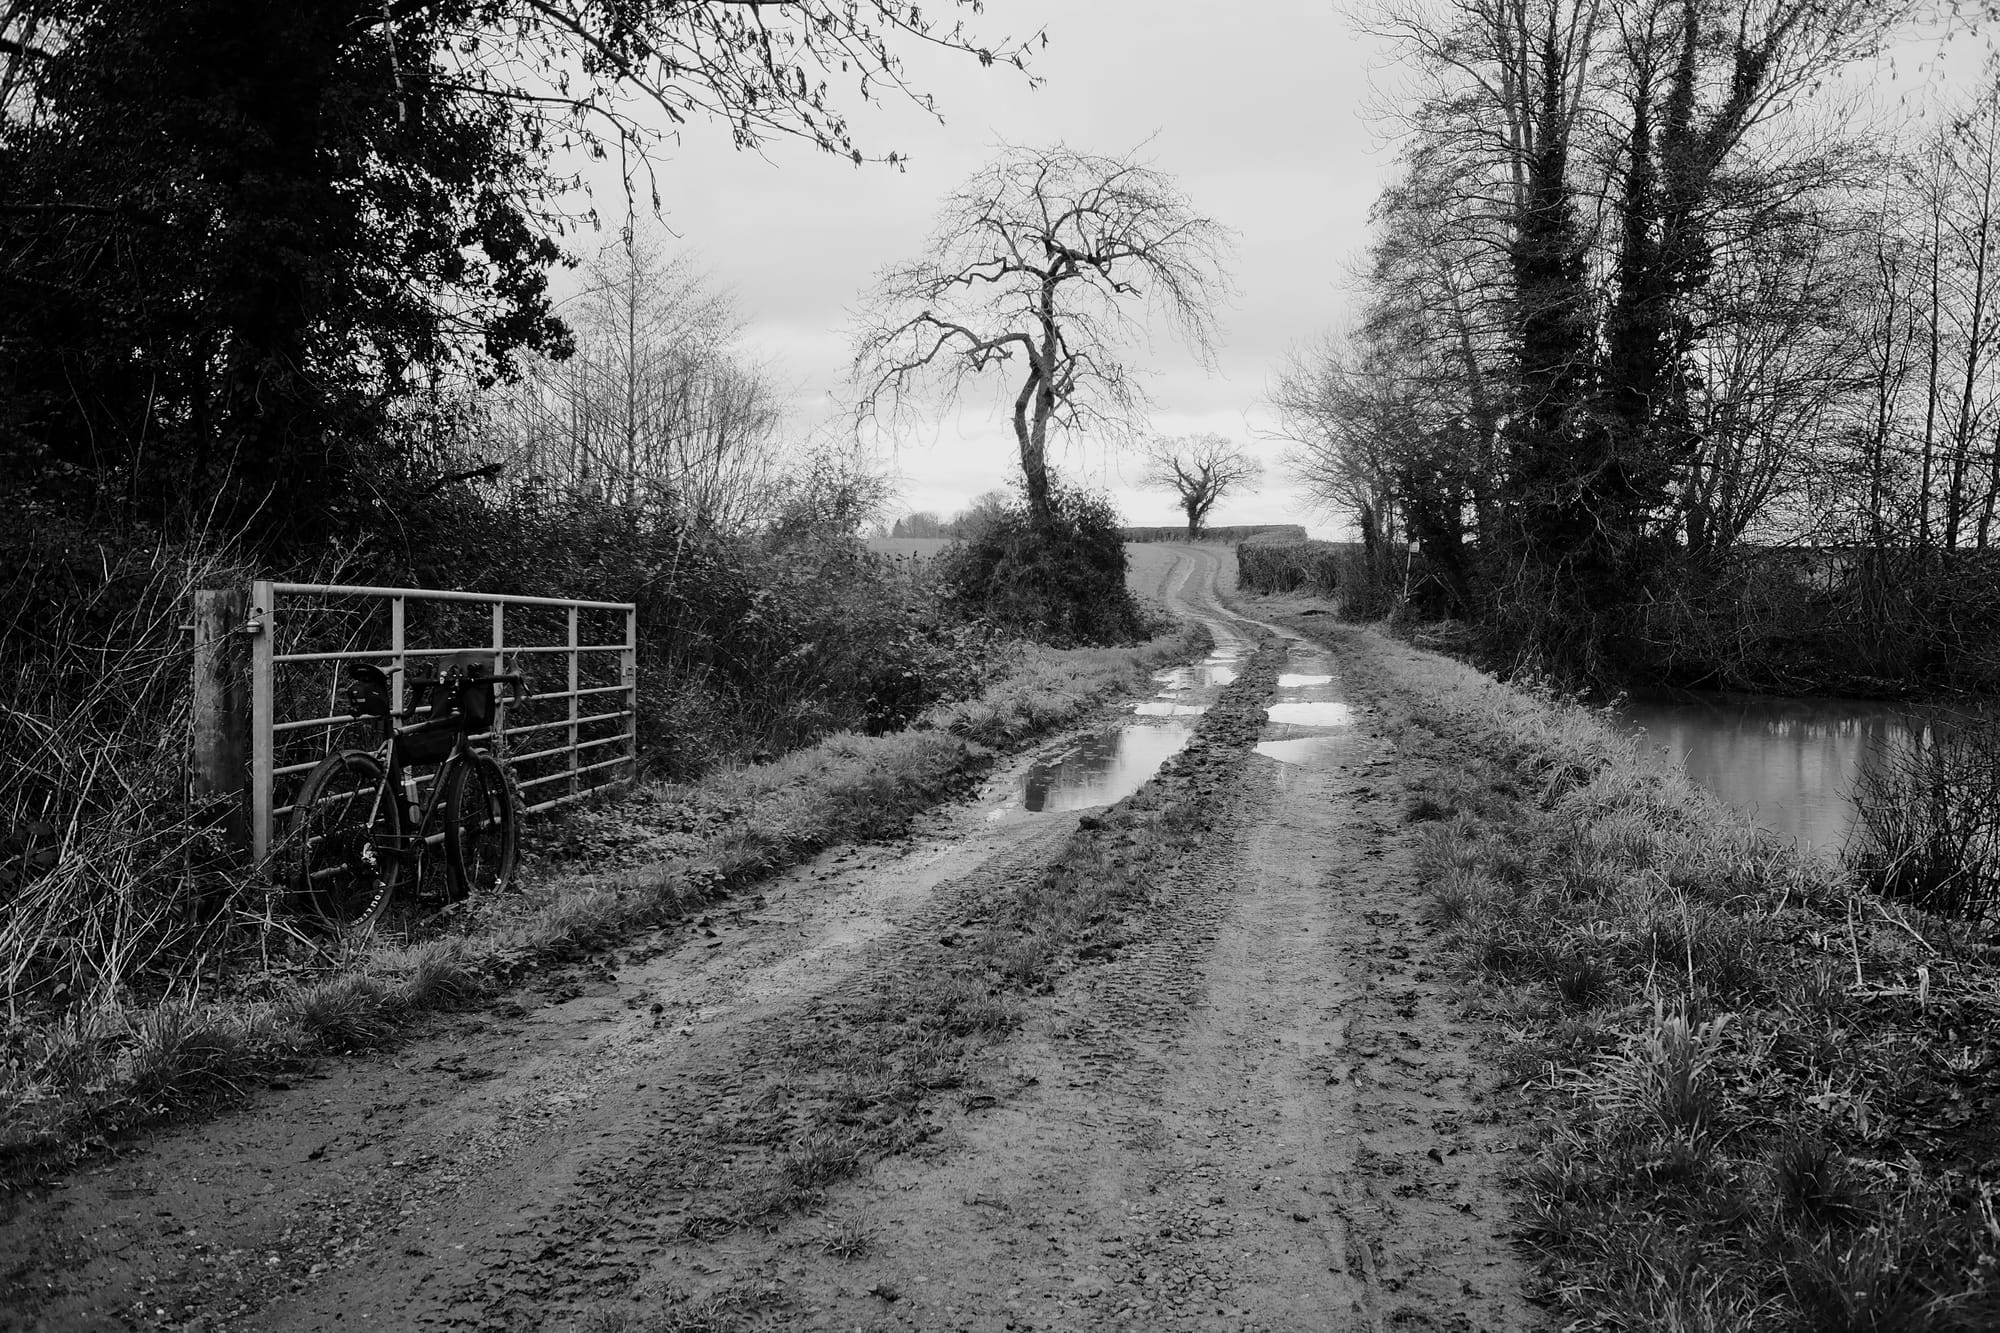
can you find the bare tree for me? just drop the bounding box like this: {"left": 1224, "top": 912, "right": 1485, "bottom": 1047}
{"left": 482, "top": 231, "right": 786, "bottom": 532}
{"left": 852, "top": 142, "right": 1233, "bottom": 532}
{"left": 1138, "top": 434, "right": 1262, "bottom": 540}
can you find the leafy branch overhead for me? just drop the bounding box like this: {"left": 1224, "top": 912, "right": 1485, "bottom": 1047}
{"left": 852, "top": 142, "right": 1234, "bottom": 531}
{"left": 0, "top": 0, "right": 1034, "bottom": 549}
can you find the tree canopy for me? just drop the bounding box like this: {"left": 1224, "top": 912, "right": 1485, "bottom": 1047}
{"left": 1286, "top": 0, "right": 1921, "bottom": 679}
{"left": 0, "top": 0, "right": 1033, "bottom": 550}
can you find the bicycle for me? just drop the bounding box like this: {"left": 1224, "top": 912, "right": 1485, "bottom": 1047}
{"left": 285, "top": 651, "right": 524, "bottom": 930}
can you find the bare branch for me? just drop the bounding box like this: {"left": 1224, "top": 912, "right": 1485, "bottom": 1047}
{"left": 851, "top": 141, "right": 1234, "bottom": 527}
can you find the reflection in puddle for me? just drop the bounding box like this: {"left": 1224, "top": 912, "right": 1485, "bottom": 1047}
{"left": 1276, "top": 674, "right": 1334, "bottom": 688}
{"left": 1132, "top": 700, "right": 1208, "bottom": 717}
{"left": 1154, "top": 663, "right": 1238, "bottom": 691}
{"left": 1264, "top": 701, "right": 1356, "bottom": 728}
{"left": 1018, "top": 722, "right": 1196, "bottom": 812}
{"left": 1256, "top": 736, "right": 1350, "bottom": 769}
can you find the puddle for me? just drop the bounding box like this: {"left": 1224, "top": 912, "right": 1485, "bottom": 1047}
{"left": 1255, "top": 736, "right": 1351, "bottom": 767}
{"left": 1132, "top": 700, "right": 1208, "bottom": 717}
{"left": 1153, "top": 649, "right": 1241, "bottom": 692}
{"left": 1016, "top": 721, "right": 1196, "bottom": 812}
{"left": 1264, "top": 701, "right": 1356, "bottom": 728}
{"left": 1258, "top": 656, "right": 1357, "bottom": 773}
{"left": 1004, "top": 645, "right": 1241, "bottom": 814}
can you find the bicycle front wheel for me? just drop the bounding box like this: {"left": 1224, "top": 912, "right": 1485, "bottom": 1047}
{"left": 443, "top": 750, "right": 517, "bottom": 902}
{"left": 287, "top": 750, "right": 402, "bottom": 930}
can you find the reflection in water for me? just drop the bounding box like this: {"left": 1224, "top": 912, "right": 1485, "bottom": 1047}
{"left": 1617, "top": 694, "right": 1920, "bottom": 855}
{"left": 1153, "top": 649, "right": 1241, "bottom": 693}
{"left": 1256, "top": 735, "right": 1351, "bottom": 768}
{"left": 1132, "top": 700, "right": 1208, "bottom": 717}
{"left": 1259, "top": 655, "right": 1353, "bottom": 770}
{"left": 1018, "top": 721, "right": 1196, "bottom": 812}
{"left": 1265, "top": 701, "right": 1356, "bottom": 728}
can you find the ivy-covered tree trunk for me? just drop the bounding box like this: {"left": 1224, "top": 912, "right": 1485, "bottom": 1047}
{"left": 1500, "top": 16, "right": 1609, "bottom": 669}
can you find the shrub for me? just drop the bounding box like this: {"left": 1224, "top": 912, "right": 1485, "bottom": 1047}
{"left": 936, "top": 484, "right": 1149, "bottom": 645}
{"left": 1235, "top": 537, "right": 1403, "bottom": 619}
{"left": 1846, "top": 713, "right": 2000, "bottom": 924}
{"left": 1236, "top": 537, "right": 1343, "bottom": 597}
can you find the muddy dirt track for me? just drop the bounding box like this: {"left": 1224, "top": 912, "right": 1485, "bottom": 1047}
{"left": 2, "top": 547, "right": 1538, "bottom": 1332}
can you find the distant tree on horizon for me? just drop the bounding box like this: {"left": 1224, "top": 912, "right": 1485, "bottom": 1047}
{"left": 1138, "top": 434, "right": 1262, "bottom": 540}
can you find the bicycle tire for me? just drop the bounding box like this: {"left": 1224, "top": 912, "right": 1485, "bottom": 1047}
{"left": 287, "top": 750, "right": 402, "bottom": 930}
{"left": 443, "top": 749, "right": 517, "bottom": 902}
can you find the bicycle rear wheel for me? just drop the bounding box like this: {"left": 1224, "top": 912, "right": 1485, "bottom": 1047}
{"left": 443, "top": 750, "right": 517, "bottom": 902}
{"left": 287, "top": 750, "right": 402, "bottom": 929}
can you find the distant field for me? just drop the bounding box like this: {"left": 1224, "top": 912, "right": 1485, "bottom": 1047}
{"left": 866, "top": 537, "right": 955, "bottom": 559}
{"left": 1126, "top": 540, "right": 1239, "bottom": 604}
{"left": 869, "top": 536, "right": 1241, "bottom": 604}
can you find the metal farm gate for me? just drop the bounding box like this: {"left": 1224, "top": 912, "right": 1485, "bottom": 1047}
{"left": 215, "top": 582, "right": 637, "bottom": 867}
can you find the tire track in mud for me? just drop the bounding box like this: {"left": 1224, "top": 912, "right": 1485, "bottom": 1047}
{"left": 405, "top": 821, "right": 1085, "bottom": 1330}
{"left": 594, "top": 551, "right": 1539, "bottom": 1333}
{"left": 2, "top": 547, "right": 1539, "bottom": 1333}
{"left": 0, "top": 547, "right": 1234, "bottom": 1332}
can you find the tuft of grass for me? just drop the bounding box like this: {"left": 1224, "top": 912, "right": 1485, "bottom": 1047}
{"left": 393, "top": 938, "right": 486, "bottom": 1009}
{"left": 125, "top": 1006, "right": 253, "bottom": 1111}
{"left": 574, "top": 1283, "right": 786, "bottom": 1333}
{"left": 1542, "top": 946, "right": 1613, "bottom": 1010}
{"left": 815, "top": 1217, "right": 873, "bottom": 1260}
{"left": 1427, "top": 867, "right": 1492, "bottom": 925}
{"left": 1591, "top": 1003, "right": 1730, "bottom": 1141}
{"left": 1770, "top": 1135, "right": 1868, "bottom": 1232}
{"left": 778, "top": 1127, "right": 866, "bottom": 1193}
{"left": 281, "top": 972, "right": 398, "bottom": 1051}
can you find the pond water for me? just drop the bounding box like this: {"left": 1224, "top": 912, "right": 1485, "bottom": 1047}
{"left": 1615, "top": 693, "right": 1922, "bottom": 857}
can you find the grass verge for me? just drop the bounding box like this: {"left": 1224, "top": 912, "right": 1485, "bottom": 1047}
{"left": 1260, "top": 611, "right": 2000, "bottom": 1332}
{"left": 0, "top": 623, "right": 1208, "bottom": 1193}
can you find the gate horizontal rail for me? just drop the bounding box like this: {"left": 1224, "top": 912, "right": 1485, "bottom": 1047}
{"left": 246, "top": 580, "right": 638, "bottom": 868}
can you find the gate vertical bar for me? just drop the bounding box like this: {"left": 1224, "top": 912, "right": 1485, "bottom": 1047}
{"left": 250, "top": 580, "right": 276, "bottom": 867}
{"left": 491, "top": 601, "right": 507, "bottom": 739}
{"left": 622, "top": 606, "right": 637, "bottom": 778}
{"left": 567, "top": 605, "right": 580, "bottom": 798}
{"left": 390, "top": 595, "right": 406, "bottom": 716}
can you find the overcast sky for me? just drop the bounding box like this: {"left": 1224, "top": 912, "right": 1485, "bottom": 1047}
{"left": 574, "top": 3, "right": 1991, "bottom": 537}
{"left": 569, "top": 0, "right": 1391, "bottom": 535}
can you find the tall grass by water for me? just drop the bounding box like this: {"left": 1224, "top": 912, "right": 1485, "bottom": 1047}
{"left": 1270, "top": 616, "right": 2000, "bottom": 1331}
{"left": 1847, "top": 713, "right": 2000, "bottom": 925}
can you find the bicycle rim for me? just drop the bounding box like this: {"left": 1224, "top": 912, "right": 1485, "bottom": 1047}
{"left": 445, "top": 751, "right": 517, "bottom": 901}
{"left": 290, "top": 751, "right": 400, "bottom": 930}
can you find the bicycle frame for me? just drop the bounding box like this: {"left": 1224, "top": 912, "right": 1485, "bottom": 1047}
{"left": 286, "top": 662, "right": 523, "bottom": 926}
{"left": 351, "top": 665, "right": 518, "bottom": 870}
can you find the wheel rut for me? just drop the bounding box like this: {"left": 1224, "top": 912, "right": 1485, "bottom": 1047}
{"left": 1, "top": 545, "right": 1538, "bottom": 1333}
